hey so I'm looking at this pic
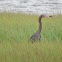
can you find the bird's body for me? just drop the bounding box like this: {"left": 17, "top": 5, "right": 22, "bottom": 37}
{"left": 30, "top": 32, "right": 41, "bottom": 41}
{"left": 30, "top": 14, "right": 52, "bottom": 42}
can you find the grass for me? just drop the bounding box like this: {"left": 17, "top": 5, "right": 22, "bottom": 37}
{"left": 0, "top": 12, "right": 62, "bottom": 62}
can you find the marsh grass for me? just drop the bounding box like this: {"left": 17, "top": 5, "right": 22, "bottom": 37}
{"left": 0, "top": 13, "right": 62, "bottom": 62}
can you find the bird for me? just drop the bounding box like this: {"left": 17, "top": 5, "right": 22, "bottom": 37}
{"left": 30, "top": 14, "right": 52, "bottom": 43}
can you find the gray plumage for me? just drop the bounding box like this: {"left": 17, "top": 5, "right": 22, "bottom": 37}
{"left": 30, "top": 32, "right": 41, "bottom": 41}
{"left": 30, "top": 14, "right": 52, "bottom": 43}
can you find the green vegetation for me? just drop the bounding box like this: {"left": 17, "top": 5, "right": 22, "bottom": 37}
{"left": 0, "top": 13, "right": 62, "bottom": 62}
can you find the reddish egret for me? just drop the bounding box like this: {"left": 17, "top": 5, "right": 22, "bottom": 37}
{"left": 30, "top": 14, "right": 52, "bottom": 42}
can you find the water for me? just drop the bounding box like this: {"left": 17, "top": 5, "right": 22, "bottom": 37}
{"left": 0, "top": 0, "right": 62, "bottom": 14}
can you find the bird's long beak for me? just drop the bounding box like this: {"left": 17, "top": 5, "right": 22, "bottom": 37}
{"left": 49, "top": 16, "right": 52, "bottom": 17}
{"left": 45, "top": 15, "right": 52, "bottom": 17}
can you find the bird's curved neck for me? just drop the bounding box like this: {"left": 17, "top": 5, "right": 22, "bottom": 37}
{"left": 38, "top": 16, "right": 42, "bottom": 34}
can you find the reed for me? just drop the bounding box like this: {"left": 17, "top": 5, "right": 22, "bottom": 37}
{"left": 0, "top": 13, "right": 62, "bottom": 62}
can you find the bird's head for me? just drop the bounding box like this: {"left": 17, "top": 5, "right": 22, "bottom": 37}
{"left": 39, "top": 14, "right": 52, "bottom": 18}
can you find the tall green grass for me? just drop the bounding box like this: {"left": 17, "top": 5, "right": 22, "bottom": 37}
{"left": 0, "top": 13, "right": 62, "bottom": 62}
